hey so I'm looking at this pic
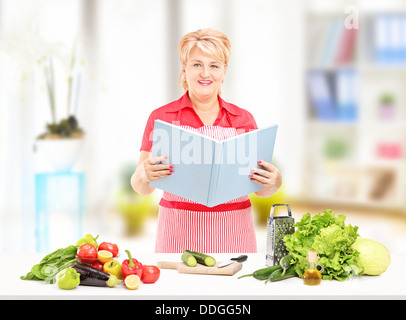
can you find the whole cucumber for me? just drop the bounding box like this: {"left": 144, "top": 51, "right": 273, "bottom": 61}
{"left": 238, "top": 265, "right": 282, "bottom": 280}
{"left": 267, "top": 266, "right": 297, "bottom": 283}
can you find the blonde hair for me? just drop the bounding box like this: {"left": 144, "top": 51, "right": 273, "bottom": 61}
{"left": 178, "top": 28, "right": 231, "bottom": 93}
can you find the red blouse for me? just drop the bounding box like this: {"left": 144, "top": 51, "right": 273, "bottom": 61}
{"left": 140, "top": 92, "right": 258, "bottom": 152}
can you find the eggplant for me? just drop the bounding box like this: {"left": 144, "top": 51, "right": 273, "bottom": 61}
{"left": 72, "top": 264, "right": 122, "bottom": 287}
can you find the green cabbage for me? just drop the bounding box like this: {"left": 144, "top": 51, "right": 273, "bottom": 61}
{"left": 284, "top": 209, "right": 363, "bottom": 281}
{"left": 351, "top": 238, "right": 391, "bottom": 275}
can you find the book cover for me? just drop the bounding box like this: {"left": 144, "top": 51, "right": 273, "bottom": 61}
{"left": 150, "top": 120, "right": 278, "bottom": 207}
{"left": 306, "top": 71, "right": 337, "bottom": 120}
{"left": 334, "top": 25, "right": 357, "bottom": 66}
{"left": 374, "top": 15, "right": 393, "bottom": 64}
{"left": 334, "top": 69, "right": 357, "bottom": 121}
{"left": 320, "top": 19, "right": 343, "bottom": 67}
{"left": 400, "top": 15, "right": 406, "bottom": 63}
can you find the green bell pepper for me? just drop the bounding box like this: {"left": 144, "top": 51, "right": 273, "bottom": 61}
{"left": 55, "top": 267, "right": 80, "bottom": 290}
{"left": 76, "top": 234, "right": 99, "bottom": 248}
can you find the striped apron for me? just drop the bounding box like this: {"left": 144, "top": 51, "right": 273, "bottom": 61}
{"left": 154, "top": 125, "right": 257, "bottom": 253}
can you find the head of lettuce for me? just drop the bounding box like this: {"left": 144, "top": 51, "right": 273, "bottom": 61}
{"left": 351, "top": 238, "right": 391, "bottom": 276}
{"left": 284, "top": 210, "right": 364, "bottom": 281}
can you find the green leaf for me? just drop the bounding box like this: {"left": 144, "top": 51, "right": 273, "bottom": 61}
{"left": 20, "top": 272, "right": 42, "bottom": 281}
{"left": 31, "top": 264, "right": 46, "bottom": 280}
{"left": 21, "top": 244, "right": 78, "bottom": 283}
{"left": 283, "top": 210, "right": 362, "bottom": 281}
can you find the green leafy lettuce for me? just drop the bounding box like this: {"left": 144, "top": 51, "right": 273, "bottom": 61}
{"left": 284, "top": 209, "right": 363, "bottom": 281}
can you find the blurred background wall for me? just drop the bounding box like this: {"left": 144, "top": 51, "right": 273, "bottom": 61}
{"left": 1, "top": 0, "right": 405, "bottom": 253}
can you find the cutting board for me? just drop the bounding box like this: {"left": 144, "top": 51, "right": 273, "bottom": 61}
{"left": 157, "top": 261, "right": 242, "bottom": 276}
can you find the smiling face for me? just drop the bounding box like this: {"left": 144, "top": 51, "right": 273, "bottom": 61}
{"left": 182, "top": 47, "right": 227, "bottom": 99}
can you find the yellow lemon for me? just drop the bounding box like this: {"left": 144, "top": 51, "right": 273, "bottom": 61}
{"left": 124, "top": 274, "right": 141, "bottom": 290}
{"left": 97, "top": 250, "right": 113, "bottom": 264}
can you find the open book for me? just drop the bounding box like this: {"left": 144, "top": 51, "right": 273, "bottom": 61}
{"left": 150, "top": 120, "right": 278, "bottom": 207}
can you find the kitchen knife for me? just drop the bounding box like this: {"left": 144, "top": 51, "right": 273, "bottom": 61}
{"left": 217, "top": 255, "right": 248, "bottom": 268}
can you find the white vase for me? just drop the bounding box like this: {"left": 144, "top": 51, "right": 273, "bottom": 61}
{"left": 35, "top": 138, "right": 84, "bottom": 172}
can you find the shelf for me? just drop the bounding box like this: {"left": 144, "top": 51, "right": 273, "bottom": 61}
{"left": 358, "top": 64, "right": 406, "bottom": 73}
{"left": 308, "top": 119, "right": 406, "bottom": 132}
{"left": 359, "top": 120, "right": 406, "bottom": 130}
{"left": 303, "top": 164, "right": 405, "bottom": 209}
{"left": 308, "top": 119, "right": 358, "bottom": 129}
{"left": 358, "top": 0, "right": 406, "bottom": 14}
{"left": 307, "top": 0, "right": 406, "bottom": 15}
{"left": 306, "top": 0, "right": 360, "bottom": 15}
{"left": 303, "top": 4, "right": 406, "bottom": 211}
{"left": 295, "top": 194, "right": 406, "bottom": 212}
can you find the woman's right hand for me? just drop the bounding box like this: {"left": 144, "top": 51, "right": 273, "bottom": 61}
{"left": 131, "top": 152, "right": 172, "bottom": 196}
{"left": 143, "top": 155, "right": 173, "bottom": 182}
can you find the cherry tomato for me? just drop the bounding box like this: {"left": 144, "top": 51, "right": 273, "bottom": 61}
{"left": 98, "top": 242, "right": 119, "bottom": 257}
{"left": 141, "top": 265, "right": 160, "bottom": 283}
{"left": 77, "top": 243, "right": 98, "bottom": 264}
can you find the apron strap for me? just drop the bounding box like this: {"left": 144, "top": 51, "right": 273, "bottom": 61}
{"left": 159, "top": 198, "right": 251, "bottom": 212}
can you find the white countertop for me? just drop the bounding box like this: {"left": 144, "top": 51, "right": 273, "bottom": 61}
{"left": 2, "top": 252, "right": 405, "bottom": 300}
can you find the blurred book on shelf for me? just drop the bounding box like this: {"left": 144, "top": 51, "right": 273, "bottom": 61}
{"left": 373, "top": 14, "right": 406, "bottom": 65}
{"left": 335, "top": 69, "right": 357, "bottom": 120}
{"left": 376, "top": 141, "right": 403, "bottom": 160}
{"left": 366, "top": 168, "right": 397, "bottom": 203}
{"left": 306, "top": 71, "right": 336, "bottom": 120}
{"left": 335, "top": 22, "right": 358, "bottom": 66}
{"left": 306, "top": 69, "right": 357, "bottom": 121}
{"left": 309, "top": 18, "right": 358, "bottom": 67}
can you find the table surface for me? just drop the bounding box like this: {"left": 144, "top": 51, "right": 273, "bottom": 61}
{"left": 2, "top": 252, "right": 405, "bottom": 300}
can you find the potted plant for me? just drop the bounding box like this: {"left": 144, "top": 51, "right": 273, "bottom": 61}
{"left": 35, "top": 40, "right": 85, "bottom": 172}
{"left": 379, "top": 92, "right": 395, "bottom": 121}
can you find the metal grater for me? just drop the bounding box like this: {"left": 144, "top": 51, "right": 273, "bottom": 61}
{"left": 266, "top": 204, "right": 295, "bottom": 266}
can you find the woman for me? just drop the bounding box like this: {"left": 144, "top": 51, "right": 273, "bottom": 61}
{"left": 131, "top": 28, "right": 282, "bottom": 253}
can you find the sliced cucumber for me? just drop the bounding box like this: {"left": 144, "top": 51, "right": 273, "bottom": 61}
{"left": 181, "top": 252, "right": 197, "bottom": 267}
{"left": 182, "top": 249, "right": 216, "bottom": 267}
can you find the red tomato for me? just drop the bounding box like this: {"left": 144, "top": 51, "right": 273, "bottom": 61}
{"left": 141, "top": 265, "right": 160, "bottom": 283}
{"left": 91, "top": 260, "right": 104, "bottom": 271}
{"left": 98, "top": 242, "right": 119, "bottom": 257}
{"left": 77, "top": 243, "right": 98, "bottom": 264}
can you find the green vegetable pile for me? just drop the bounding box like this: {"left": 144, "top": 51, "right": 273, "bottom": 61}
{"left": 20, "top": 245, "right": 77, "bottom": 283}
{"left": 20, "top": 233, "right": 98, "bottom": 283}
{"left": 284, "top": 209, "right": 363, "bottom": 281}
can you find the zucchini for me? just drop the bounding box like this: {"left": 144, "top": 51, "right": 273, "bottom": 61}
{"left": 182, "top": 249, "right": 216, "bottom": 267}
{"left": 266, "top": 266, "right": 297, "bottom": 283}
{"left": 238, "top": 265, "right": 282, "bottom": 280}
{"left": 279, "top": 255, "right": 293, "bottom": 276}
{"left": 181, "top": 252, "right": 197, "bottom": 267}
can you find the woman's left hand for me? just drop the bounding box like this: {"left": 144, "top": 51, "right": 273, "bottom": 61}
{"left": 250, "top": 160, "right": 282, "bottom": 197}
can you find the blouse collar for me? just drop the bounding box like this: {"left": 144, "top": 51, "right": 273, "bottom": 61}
{"left": 167, "top": 91, "right": 242, "bottom": 116}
